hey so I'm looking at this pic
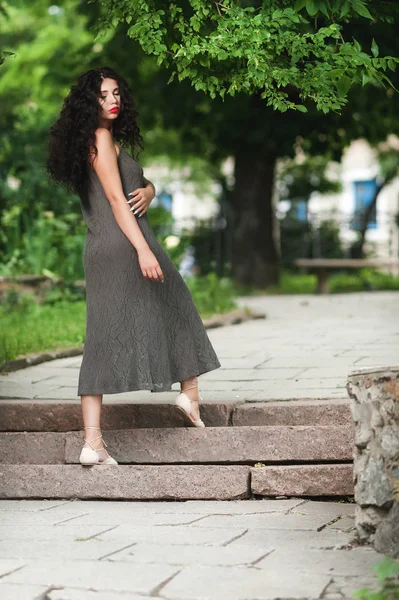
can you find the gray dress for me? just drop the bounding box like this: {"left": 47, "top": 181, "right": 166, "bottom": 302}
{"left": 77, "top": 146, "right": 221, "bottom": 396}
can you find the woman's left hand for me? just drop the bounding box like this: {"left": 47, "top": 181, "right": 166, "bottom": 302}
{"left": 127, "top": 186, "right": 153, "bottom": 217}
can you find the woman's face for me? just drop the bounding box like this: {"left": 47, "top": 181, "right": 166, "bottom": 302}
{"left": 97, "top": 77, "right": 120, "bottom": 122}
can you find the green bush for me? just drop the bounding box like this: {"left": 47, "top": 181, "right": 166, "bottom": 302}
{"left": 329, "top": 273, "right": 365, "bottom": 293}
{"left": 359, "top": 268, "right": 399, "bottom": 291}
{"left": 0, "top": 210, "right": 86, "bottom": 280}
{"left": 185, "top": 272, "right": 238, "bottom": 318}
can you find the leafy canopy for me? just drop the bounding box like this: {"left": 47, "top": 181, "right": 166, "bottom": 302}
{"left": 92, "top": 0, "right": 399, "bottom": 113}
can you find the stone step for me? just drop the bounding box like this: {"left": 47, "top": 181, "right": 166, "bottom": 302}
{"left": 0, "top": 464, "right": 353, "bottom": 500}
{"left": 0, "top": 399, "right": 351, "bottom": 431}
{"left": 0, "top": 425, "right": 354, "bottom": 465}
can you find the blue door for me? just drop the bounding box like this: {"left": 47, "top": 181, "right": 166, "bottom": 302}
{"left": 352, "top": 179, "right": 377, "bottom": 230}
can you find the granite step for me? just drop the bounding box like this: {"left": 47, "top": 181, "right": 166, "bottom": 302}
{"left": 0, "top": 425, "right": 354, "bottom": 465}
{"left": 0, "top": 399, "right": 351, "bottom": 431}
{"left": 0, "top": 463, "right": 353, "bottom": 500}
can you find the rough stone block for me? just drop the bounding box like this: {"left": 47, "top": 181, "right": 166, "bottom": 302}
{"left": 251, "top": 464, "right": 354, "bottom": 497}
{"left": 65, "top": 425, "right": 354, "bottom": 464}
{"left": 232, "top": 400, "right": 352, "bottom": 426}
{"left": 0, "top": 465, "right": 250, "bottom": 500}
{"left": 374, "top": 503, "right": 399, "bottom": 558}
{"left": 0, "top": 402, "right": 232, "bottom": 431}
{"left": 0, "top": 432, "right": 65, "bottom": 464}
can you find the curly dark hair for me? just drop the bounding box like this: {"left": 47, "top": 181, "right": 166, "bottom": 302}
{"left": 47, "top": 66, "right": 144, "bottom": 202}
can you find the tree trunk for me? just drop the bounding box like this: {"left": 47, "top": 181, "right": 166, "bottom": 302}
{"left": 350, "top": 183, "right": 383, "bottom": 258}
{"left": 230, "top": 150, "right": 279, "bottom": 287}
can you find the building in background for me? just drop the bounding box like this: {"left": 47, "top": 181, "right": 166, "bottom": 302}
{"left": 280, "top": 139, "right": 399, "bottom": 269}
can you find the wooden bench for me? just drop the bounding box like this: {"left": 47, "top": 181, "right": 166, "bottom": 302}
{"left": 294, "top": 258, "right": 399, "bottom": 294}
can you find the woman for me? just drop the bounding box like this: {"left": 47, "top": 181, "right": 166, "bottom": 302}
{"left": 47, "top": 66, "right": 221, "bottom": 466}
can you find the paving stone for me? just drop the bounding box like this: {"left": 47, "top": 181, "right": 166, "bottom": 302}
{"left": 0, "top": 538, "right": 139, "bottom": 561}
{"left": 239, "top": 528, "right": 353, "bottom": 551}
{"left": 332, "top": 576, "right": 379, "bottom": 597}
{"left": 204, "top": 368, "right": 305, "bottom": 380}
{"left": 0, "top": 524, "right": 117, "bottom": 542}
{"left": 53, "top": 512, "right": 207, "bottom": 527}
{"left": 186, "top": 512, "right": 345, "bottom": 531}
{"left": 328, "top": 516, "right": 356, "bottom": 532}
{"left": 0, "top": 465, "right": 250, "bottom": 500}
{"left": 256, "top": 546, "right": 382, "bottom": 575}
{"left": 0, "top": 509, "right": 91, "bottom": 526}
{"left": 0, "top": 558, "right": 27, "bottom": 578}
{"left": 0, "top": 383, "right": 33, "bottom": 399}
{"left": 0, "top": 499, "right": 69, "bottom": 512}
{"left": 48, "top": 590, "right": 147, "bottom": 600}
{"left": 0, "top": 583, "right": 48, "bottom": 599}
{"left": 91, "top": 524, "right": 248, "bottom": 547}
{"left": 49, "top": 498, "right": 305, "bottom": 520}
{"left": 251, "top": 464, "right": 354, "bottom": 497}
{"left": 288, "top": 499, "right": 356, "bottom": 518}
{"left": 1, "top": 559, "right": 179, "bottom": 595}
{"left": 31, "top": 387, "right": 77, "bottom": 400}
{"left": 106, "top": 542, "right": 270, "bottom": 567}
{"left": 160, "top": 564, "right": 331, "bottom": 599}
{"left": 249, "top": 389, "right": 347, "bottom": 400}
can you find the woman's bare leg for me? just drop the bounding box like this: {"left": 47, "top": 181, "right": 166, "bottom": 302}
{"left": 80, "top": 394, "right": 108, "bottom": 460}
{"left": 180, "top": 375, "right": 200, "bottom": 420}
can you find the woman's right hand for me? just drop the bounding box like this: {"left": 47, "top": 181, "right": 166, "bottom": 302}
{"left": 137, "top": 247, "right": 164, "bottom": 282}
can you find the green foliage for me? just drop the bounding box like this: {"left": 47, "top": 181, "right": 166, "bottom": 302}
{"left": 0, "top": 0, "right": 101, "bottom": 273}
{"left": 377, "top": 148, "right": 399, "bottom": 183}
{"left": 353, "top": 556, "right": 399, "bottom": 600}
{"left": 329, "top": 272, "right": 365, "bottom": 292}
{"left": 266, "top": 271, "right": 318, "bottom": 294}
{"left": 185, "top": 272, "right": 238, "bottom": 318}
{"left": 94, "top": 0, "right": 399, "bottom": 112}
{"left": 0, "top": 209, "right": 86, "bottom": 279}
{"left": 359, "top": 268, "right": 399, "bottom": 290}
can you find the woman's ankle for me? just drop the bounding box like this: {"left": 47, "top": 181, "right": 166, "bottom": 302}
{"left": 181, "top": 375, "right": 199, "bottom": 399}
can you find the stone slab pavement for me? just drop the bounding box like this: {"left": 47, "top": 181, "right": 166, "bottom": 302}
{"left": 1, "top": 291, "right": 398, "bottom": 403}
{"left": 0, "top": 498, "right": 385, "bottom": 600}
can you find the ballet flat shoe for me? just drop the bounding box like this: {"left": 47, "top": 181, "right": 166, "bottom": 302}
{"left": 79, "top": 447, "right": 118, "bottom": 466}
{"left": 175, "top": 392, "right": 205, "bottom": 427}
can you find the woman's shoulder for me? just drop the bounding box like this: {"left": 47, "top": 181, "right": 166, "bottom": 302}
{"left": 88, "top": 129, "right": 121, "bottom": 168}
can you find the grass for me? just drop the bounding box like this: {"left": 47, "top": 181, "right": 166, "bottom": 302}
{"left": 0, "top": 299, "right": 87, "bottom": 366}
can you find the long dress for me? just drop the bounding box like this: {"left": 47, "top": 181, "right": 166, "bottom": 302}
{"left": 77, "top": 146, "right": 221, "bottom": 395}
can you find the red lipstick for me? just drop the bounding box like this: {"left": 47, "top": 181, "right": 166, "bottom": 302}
{"left": 109, "top": 107, "right": 119, "bottom": 113}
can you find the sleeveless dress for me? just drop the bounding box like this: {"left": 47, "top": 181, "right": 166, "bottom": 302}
{"left": 77, "top": 146, "right": 221, "bottom": 396}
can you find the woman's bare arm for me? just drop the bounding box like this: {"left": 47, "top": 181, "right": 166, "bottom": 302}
{"left": 91, "top": 127, "right": 164, "bottom": 282}
{"left": 91, "top": 127, "right": 149, "bottom": 252}
{"left": 143, "top": 176, "right": 156, "bottom": 199}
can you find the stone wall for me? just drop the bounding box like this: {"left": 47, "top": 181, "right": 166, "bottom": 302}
{"left": 347, "top": 366, "right": 399, "bottom": 558}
